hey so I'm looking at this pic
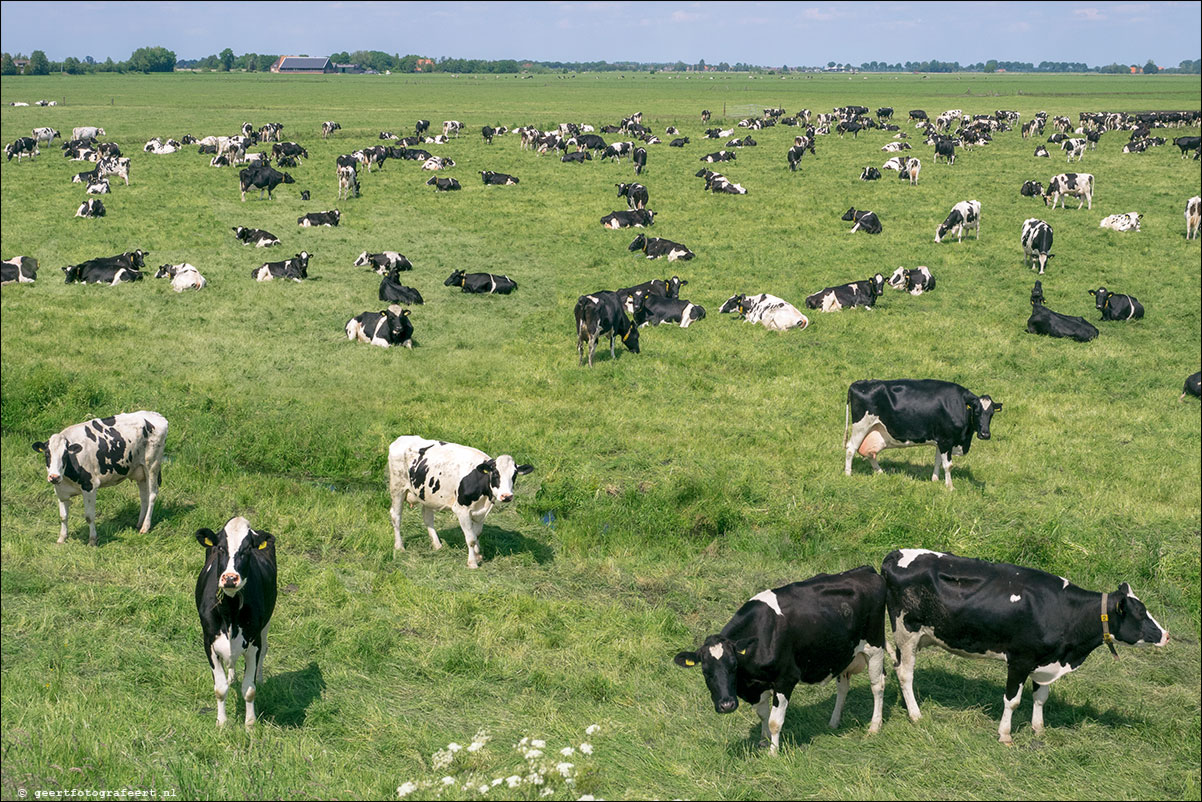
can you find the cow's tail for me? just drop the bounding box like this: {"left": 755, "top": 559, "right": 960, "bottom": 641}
{"left": 843, "top": 393, "right": 851, "bottom": 449}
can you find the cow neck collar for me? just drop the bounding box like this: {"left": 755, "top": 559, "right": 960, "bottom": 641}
{"left": 1101, "top": 592, "right": 1119, "bottom": 660}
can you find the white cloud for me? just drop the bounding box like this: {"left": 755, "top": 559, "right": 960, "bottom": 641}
{"left": 802, "top": 8, "right": 836, "bottom": 21}
{"left": 1072, "top": 7, "right": 1107, "bottom": 21}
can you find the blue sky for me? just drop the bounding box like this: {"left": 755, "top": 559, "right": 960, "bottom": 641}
{"left": 1, "top": 1, "right": 1198, "bottom": 66}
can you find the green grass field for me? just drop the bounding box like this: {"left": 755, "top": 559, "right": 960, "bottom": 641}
{"left": 1, "top": 72, "right": 1199, "bottom": 800}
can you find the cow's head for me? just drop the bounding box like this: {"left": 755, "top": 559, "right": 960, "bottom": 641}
{"left": 1088, "top": 287, "right": 1112, "bottom": 311}
{"left": 665, "top": 276, "right": 686, "bottom": 298}
{"left": 294, "top": 252, "right": 310, "bottom": 276}
{"left": 154, "top": 264, "right": 176, "bottom": 279}
{"left": 457, "top": 455, "right": 533, "bottom": 507}
{"left": 969, "top": 395, "right": 1001, "bottom": 440}
{"left": 675, "top": 635, "right": 757, "bottom": 713}
{"left": 1107, "top": 584, "right": 1169, "bottom": 647}
{"left": 196, "top": 518, "right": 274, "bottom": 596}
{"left": 1031, "top": 281, "right": 1045, "bottom": 306}
{"left": 445, "top": 270, "right": 466, "bottom": 287}
{"left": 353, "top": 251, "right": 371, "bottom": 267}
{"left": 841, "top": 207, "right": 859, "bottom": 222}
{"left": 719, "top": 294, "right": 747, "bottom": 315}
{"left": 935, "top": 211, "right": 961, "bottom": 243}
{"left": 887, "top": 267, "right": 907, "bottom": 290}
{"left": 62, "top": 264, "right": 81, "bottom": 283}
{"left": 282, "top": 172, "right": 295, "bottom": 184}
{"left": 628, "top": 234, "right": 647, "bottom": 252}
{"left": 869, "top": 273, "right": 885, "bottom": 298}
{"left": 616, "top": 183, "right": 631, "bottom": 197}
{"left": 128, "top": 250, "right": 149, "bottom": 268}
{"left": 32, "top": 436, "right": 85, "bottom": 486}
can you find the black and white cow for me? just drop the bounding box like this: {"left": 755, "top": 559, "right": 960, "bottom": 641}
{"left": 270, "top": 142, "right": 308, "bottom": 163}
{"left": 251, "top": 251, "right": 309, "bottom": 282}
{"left": 194, "top": 516, "right": 277, "bottom": 728}
{"left": 1, "top": 255, "right": 39, "bottom": 284}
{"left": 1034, "top": 144, "right": 1049, "bottom": 157}
{"left": 444, "top": 270, "right": 517, "bottom": 294}
{"left": 844, "top": 379, "right": 1000, "bottom": 490}
{"left": 898, "top": 157, "right": 921, "bottom": 185}
{"left": 1188, "top": 196, "right": 1201, "bottom": 240}
{"left": 33, "top": 127, "right": 59, "bottom": 145}
{"left": 842, "top": 208, "right": 882, "bottom": 235}
{"left": 631, "top": 293, "right": 705, "bottom": 328}
{"left": 6, "top": 137, "right": 39, "bottom": 162}
{"left": 426, "top": 176, "right": 461, "bottom": 192}
{"left": 1044, "top": 173, "right": 1093, "bottom": 210}
{"left": 1020, "top": 180, "right": 1044, "bottom": 198}
{"left": 388, "top": 436, "right": 533, "bottom": 568}
{"left": 1181, "top": 372, "right": 1202, "bottom": 401}
{"left": 719, "top": 294, "right": 809, "bottom": 332}
{"left": 1062, "top": 137, "right": 1086, "bottom": 162}
{"left": 561, "top": 150, "right": 591, "bottom": 163}
{"left": 1021, "top": 218, "right": 1054, "bottom": 274}
{"left": 84, "top": 176, "right": 109, "bottom": 194}
{"left": 337, "top": 164, "right": 360, "bottom": 200}
{"left": 882, "top": 549, "right": 1168, "bottom": 743}
{"left": 627, "top": 233, "right": 694, "bottom": 261}
{"left": 1028, "top": 287, "right": 1098, "bottom": 342}
{"left": 670, "top": 137, "right": 690, "bottom": 147}
{"left": 415, "top": 119, "right": 430, "bottom": 136}
{"left": 321, "top": 121, "right": 341, "bottom": 138}
{"left": 697, "top": 170, "right": 748, "bottom": 195}
{"left": 480, "top": 125, "right": 496, "bottom": 145}
{"left": 806, "top": 274, "right": 886, "bottom": 312}
{"left": 601, "top": 209, "right": 654, "bottom": 229}
{"left": 886, "top": 266, "right": 936, "bottom": 295}
{"left": 859, "top": 166, "right": 881, "bottom": 181}
{"left": 421, "top": 155, "right": 454, "bottom": 171}
{"left": 601, "top": 141, "right": 635, "bottom": 161}
{"left": 239, "top": 164, "right": 294, "bottom": 201}
{"left": 1173, "top": 136, "right": 1201, "bottom": 158}
{"left": 675, "top": 567, "right": 887, "bottom": 754}
{"left": 346, "top": 305, "right": 414, "bottom": 348}
{"left": 881, "top": 142, "right": 911, "bottom": 152}
{"left": 632, "top": 147, "right": 647, "bottom": 175}
{"left": 355, "top": 251, "right": 412, "bottom": 274}
{"left": 31, "top": 411, "right": 168, "bottom": 545}
{"left": 617, "top": 182, "right": 649, "bottom": 210}
{"left": 378, "top": 268, "right": 424, "bottom": 305}
{"left": 575, "top": 291, "right": 640, "bottom": 366}
{"left": 1099, "top": 212, "right": 1141, "bottom": 232}
{"left": 481, "top": 170, "right": 519, "bottom": 185}
{"left": 700, "top": 150, "right": 736, "bottom": 163}
{"left": 75, "top": 198, "right": 106, "bottom": 218}
{"left": 1088, "top": 287, "right": 1144, "bottom": 321}
{"left": 62, "top": 250, "right": 148, "bottom": 284}
{"left": 298, "top": 210, "right": 340, "bottom": 227}
{"left": 154, "top": 262, "right": 206, "bottom": 292}
{"left": 935, "top": 200, "right": 981, "bottom": 243}
{"left": 232, "top": 226, "right": 280, "bottom": 247}
{"left": 933, "top": 139, "right": 956, "bottom": 164}
{"left": 442, "top": 120, "right": 464, "bottom": 138}
{"left": 617, "top": 276, "right": 687, "bottom": 304}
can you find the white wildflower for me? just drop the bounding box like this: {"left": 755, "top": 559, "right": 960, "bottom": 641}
{"left": 442, "top": 776, "right": 456, "bottom": 786}
{"left": 524, "top": 749, "right": 544, "bottom": 760}
{"left": 556, "top": 762, "right": 575, "bottom": 778}
{"left": 469, "top": 741, "right": 485, "bottom": 753}
{"left": 578, "top": 796, "right": 596, "bottom": 801}
{"left": 432, "top": 748, "right": 455, "bottom": 770}
{"left": 541, "top": 789, "right": 554, "bottom": 797}
{"left": 527, "top": 771, "right": 545, "bottom": 786}
{"left": 479, "top": 785, "right": 490, "bottom": 794}
{"left": 506, "top": 776, "right": 522, "bottom": 789}
{"left": 579, "top": 743, "right": 593, "bottom": 755}
{"left": 447, "top": 743, "right": 463, "bottom": 753}
{"left": 531, "top": 739, "right": 546, "bottom": 749}
{"left": 585, "top": 725, "right": 600, "bottom": 735}
{"left": 519, "top": 737, "right": 530, "bottom": 747}
{"left": 397, "top": 782, "right": 418, "bottom": 798}
{"left": 491, "top": 778, "right": 505, "bottom": 787}
{"left": 560, "top": 747, "right": 576, "bottom": 757}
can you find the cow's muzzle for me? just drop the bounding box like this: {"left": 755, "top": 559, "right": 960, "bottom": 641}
{"left": 47, "top": 473, "right": 62, "bottom": 484}
{"left": 220, "top": 573, "right": 242, "bottom": 590}
{"left": 498, "top": 493, "right": 514, "bottom": 503}
{"left": 716, "top": 699, "right": 738, "bottom": 714}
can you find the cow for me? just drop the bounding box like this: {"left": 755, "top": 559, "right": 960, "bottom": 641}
{"left": 300, "top": 190, "right": 310, "bottom": 201}
{"left": 669, "top": 137, "right": 690, "bottom": 147}
{"left": 719, "top": 293, "right": 809, "bottom": 332}
{"left": 575, "top": 291, "right": 640, "bottom": 366}
{"left": 701, "top": 109, "right": 712, "bottom": 122}
{"left": 85, "top": 177, "right": 109, "bottom": 194}
{"left": 697, "top": 170, "right": 748, "bottom": 195}
{"left": 632, "top": 147, "right": 647, "bottom": 175}
{"left": 72, "top": 126, "right": 106, "bottom": 141}
{"left": 1188, "top": 196, "right": 1201, "bottom": 240}
{"left": 842, "top": 208, "right": 882, "bottom": 235}
{"left": 388, "top": 436, "right": 532, "bottom": 568}
{"left": 1062, "top": 138, "right": 1087, "bottom": 162}
{"left": 1028, "top": 287, "right": 1098, "bottom": 342}
{"left": 700, "top": 150, "right": 736, "bottom": 163}
{"left": 933, "top": 139, "right": 956, "bottom": 164}
{"left": 251, "top": 251, "right": 309, "bottom": 282}
{"left": 481, "top": 125, "right": 495, "bottom": 144}
{"left": 5, "top": 137, "right": 39, "bottom": 162}
{"left": 355, "top": 251, "right": 412, "bottom": 274}
{"left": 909, "top": 110, "right": 928, "bottom": 123}
{"left": 787, "top": 144, "right": 810, "bottom": 172}
{"left": 298, "top": 210, "right": 340, "bottom": 227}
{"left": 898, "top": 157, "right": 921, "bottom": 185}
{"left": 1172, "top": 136, "right": 1200, "bottom": 158}
{"left": 630, "top": 293, "right": 705, "bottom": 328}
{"left": 935, "top": 200, "right": 981, "bottom": 243}
{"left": 1181, "top": 372, "right": 1202, "bottom": 401}
{"left": 1034, "top": 144, "right": 1049, "bottom": 157}
{"left": 271, "top": 142, "right": 308, "bottom": 163}
{"left": 378, "top": 268, "right": 424, "bottom": 305}
{"left": 1099, "top": 212, "right": 1141, "bottom": 232}
{"left": 1020, "top": 180, "right": 1044, "bottom": 198}
{"left": 346, "top": 305, "right": 414, "bottom": 348}
{"left": 232, "top": 227, "right": 280, "bottom": 247}
{"left": 886, "top": 266, "right": 936, "bottom": 296}
{"left": 444, "top": 270, "right": 517, "bottom": 294}
{"left": 442, "top": 120, "right": 463, "bottom": 138}
{"left": 31, "top": 411, "right": 168, "bottom": 546}
{"left": 426, "top": 176, "right": 461, "bottom": 192}
{"left": 844, "top": 379, "right": 1000, "bottom": 490}
{"left": 617, "top": 182, "right": 649, "bottom": 210}
{"left": 1088, "top": 287, "right": 1144, "bottom": 321}
{"left": 33, "top": 127, "right": 59, "bottom": 145}
{"left": 337, "top": 164, "right": 360, "bottom": 200}
{"left": 674, "top": 567, "right": 887, "bottom": 755}
{"left": 877, "top": 107, "right": 894, "bottom": 122}
{"left": 75, "top": 198, "right": 106, "bottom": 218}
{"left": 806, "top": 274, "right": 886, "bottom": 312}
{"left": 421, "top": 155, "right": 455, "bottom": 171}
{"left": 194, "top": 516, "right": 277, "bottom": 728}
{"left": 882, "top": 142, "right": 911, "bottom": 152}
{"left": 859, "top": 166, "right": 881, "bottom": 181}
{"left": 627, "top": 234, "right": 693, "bottom": 261}
{"left": 62, "top": 250, "right": 148, "bottom": 284}
{"left": 481, "top": 170, "right": 519, "bottom": 186}
{"left": 154, "top": 262, "right": 206, "bottom": 292}
{"left": 1, "top": 255, "right": 39, "bottom": 284}
{"left": 1045, "top": 173, "right": 1093, "bottom": 210}
{"left": 415, "top": 119, "right": 430, "bottom": 136}
{"left": 617, "top": 276, "right": 687, "bottom": 304}
{"left": 561, "top": 150, "right": 591, "bottom": 163}
{"left": 601, "top": 209, "right": 654, "bottom": 229}
{"left": 1021, "top": 219, "right": 1054, "bottom": 274}
{"left": 321, "top": 121, "right": 341, "bottom": 138}
{"left": 239, "top": 164, "right": 294, "bottom": 201}
{"left": 882, "top": 549, "right": 1167, "bottom": 743}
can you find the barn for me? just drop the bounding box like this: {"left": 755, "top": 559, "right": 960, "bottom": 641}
{"left": 270, "top": 56, "right": 334, "bottom": 74}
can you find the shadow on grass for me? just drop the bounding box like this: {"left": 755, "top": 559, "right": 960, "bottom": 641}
{"left": 263, "top": 661, "right": 326, "bottom": 728}
{"left": 87, "top": 497, "right": 196, "bottom": 546}
{"left": 432, "top": 523, "right": 554, "bottom": 565}
{"left": 851, "top": 457, "right": 986, "bottom": 490}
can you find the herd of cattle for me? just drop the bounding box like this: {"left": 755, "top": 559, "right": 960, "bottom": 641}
{"left": 4, "top": 99, "right": 1199, "bottom": 747}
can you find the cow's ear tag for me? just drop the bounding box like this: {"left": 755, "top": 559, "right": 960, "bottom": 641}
{"left": 737, "top": 647, "right": 748, "bottom": 656}
{"left": 203, "top": 537, "right": 215, "bottom": 547}
{"left": 258, "top": 541, "right": 268, "bottom": 550}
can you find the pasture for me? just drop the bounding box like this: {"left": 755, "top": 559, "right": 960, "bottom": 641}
{"left": 1, "top": 71, "right": 1200, "bottom": 800}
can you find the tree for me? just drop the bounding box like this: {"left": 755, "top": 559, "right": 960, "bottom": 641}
{"left": 1, "top": 53, "right": 16, "bottom": 75}
{"left": 63, "top": 56, "right": 83, "bottom": 74}
{"left": 984, "top": 59, "right": 998, "bottom": 73}
{"left": 128, "top": 46, "right": 176, "bottom": 73}
{"left": 827, "top": 61, "right": 836, "bottom": 68}
{"left": 29, "top": 50, "right": 50, "bottom": 75}
{"left": 219, "top": 48, "right": 234, "bottom": 71}
{"left": 1143, "top": 59, "right": 1159, "bottom": 74}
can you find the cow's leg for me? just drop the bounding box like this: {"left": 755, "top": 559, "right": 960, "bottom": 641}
{"left": 942, "top": 452, "right": 954, "bottom": 490}
{"left": 766, "top": 691, "right": 789, "bottom": 754}
{"left": 893, "top": 623, "right": 923, "bottom": 722}
{"left": 1030, "top": 681, "right": 1051, "bottom": 735}
{"left": 141, "top": 466, "right": 160, "bottom": 533}
{"left": 932, "top": 449, "right": 944, "bottom": 483}
{"left": 830, "top": 673, "right": 851, "bottom": 729}
{"left": 390, "top": 490, "right": 405, "bottom": 550}
{"left": 83, "top": 490, "right": 98, "bottom": 546}
{"left": 998, "top": 667, "right": 1027, "bottom": 744}
{"left": 242, "top": 639, "right": 260, "bottom": 727}
{"left": 423, "top": 506, "right": 443, "bottom": 551}
{"left": 866, "top": 642, "right": 886, "bottom": 734}
{"left": 210, "top": 648, "right": 230, "bottom": 726}
{"left": 54, "top": 491, "right": 72, "bottom": 544}
{"left": 456, "top": 509, "right": 481, "bottom": 569}
{"left": 754, "top": 689, "right": 774, "bottom": 748}
{"left": 257, "top": 623, "right": 269, "bottom": 683}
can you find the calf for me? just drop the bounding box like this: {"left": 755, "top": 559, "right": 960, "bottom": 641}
{"left": 886, "top": 266, "right": 936, "bottom": 295}
{"left": 251, "top": 251, "right": 309, "bottom": 282}
{"left": 1187, "top": 196, "right": 1201, "bottom": 240}
{"left": 75, "top": 198, "right": 106, "bottom": 218}
{"left": 388, "top": 436, "right": 532, "bottom": 568}
{"left": 6, "top": 137, "right": 39, "bottom": 162}
{"left": 194, "top": 517, "right": 277, "bottom": 728}
{"left": 1020, "top": 180, "right": 1043, "bottom": 197}
{"left": 859, "top": 166, "right": 881, "bottom": 181}
{"left": 627, "top": 233, "right": 693, "bottom": 261}
{"left": 1099, "top": 212, "right": 1141, "bottom": 232}
{"left": 62, "top": 250, "right": 148, "bottom": 284}
{"left": 575, "top": 291, "right": 640, "bottom": 366}
{"left": 355, "top": 251, "right": 412, "bottom": 274}
{"left": 426, "top": 176, "right": 461, "bottom": 192}
{"left": 1028, "top": 289, "right": 1098, "bottom": 342}
{"left": 719, "top": 293, "right": 809, "bottom": 332}
{"left": 675, "top": 567, "right": 887, "bottom": 754}
{"left": 481, "top": 170, "right": 519, "bottom": 185}
{"left": 601, "top": 209, "right": 654, "bottom": 229}
{"left": 346, "top": 305, "right": 414, "bottom": 348}
{"left": 232, "top": 227, "right": 279, "bottom": 247}
{"left": 378, "top": 268, "right": 424, "bottom": 305}
{"left": 844, "top": 379, "right": 1000, "bottom": 490}
{"left": 842, "top": 208, "right": 882, "bottom": 235}
{"left": 935, "top": 200, "right": 981, "bottom": 243}
{"left": 806, "top": 274, "right": 886, "bottom": 312}
{"left": 1044, "top": 173, "right": 1093, "bottom": 210}
{"left": 617, "top": 182, "right": 649, "bottom": 210}
{"left": 239, "top": 164, "right": 294, "bottom": 201}
{"left": 444, "top": 270, "right": 517, "bottom": 294}
{"left": 883, "top": 549, "right": 1167, "bottom": 743}
{"left": 631, "top": 293, "right": 705, "bottom": 328}
{"left": 1021, "top": 218, "right": 1054, "bottom": 274}
{"left": 1088, "top": 287, "right": 1143, "bottom": 321}
{"left": 298, "top": 210, "right": 340, "bottom": 227}
{"left": 154, "top": 262, "right": 206, "bottom": 292}
{"left": 31, "top": 411, "right": 168, "bottom": 545}
{"left": 1, "top": 255, "right": 39, "bottom": 284}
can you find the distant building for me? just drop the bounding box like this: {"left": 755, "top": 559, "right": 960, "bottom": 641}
{"left": 414, "top": 58, "right": 435, "bottom": 72}
{"left": 270, "top": 56, "right": 333, "bottom": 74}
{"left": 12, "top": 58, "right": 29, "bottom": 74}
{"left": 333, "top": 63, "right": 364, "bottom": 74}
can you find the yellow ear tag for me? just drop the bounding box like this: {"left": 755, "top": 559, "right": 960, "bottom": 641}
{"left": 684, "top": 659, "right": 697, "bottom": 666}
{"left": 258, "top": 541, "right": 268, "bottom": 550}
{"left": 203, "top": 538, "right": 214, "bottom": 547}
{"left": 737, "top": 648, "right": 748, "bottom": 655}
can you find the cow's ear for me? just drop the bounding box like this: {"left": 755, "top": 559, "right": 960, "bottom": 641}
{"left": 32, "top": 441, "right": 47, "bottom": 453}
{"left": 514, "top": 464, "right": 534, "bottom": 475}
{"left": 402, "top": 309, "right": 411, "bottom": 317}
{"left": 196, "top": 528, "right": 217, "bottom": 548}
{"left": 674, "top": 651, "right": 701, "bottom": 668}
{"left": 734, "top": 638, "right": 758, "bottom": 659}
{"left": 252, "top": 530, "right": 275, "bottom": 551}
{"left": 1088, "top": 289, "right": 1097, "bottom": 296}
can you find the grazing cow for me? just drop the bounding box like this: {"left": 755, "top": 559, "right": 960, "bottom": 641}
{"left": 337, "top": 164, "right": 360, "bottom": 200}
{"left": 444, "top": 270, "right": 517, "bottom": 294}
{"left": 388, "top": 436, "right": 533, "bottom": 568}
{"left": 33, "top": 127, "right": 59, "bottom": 145}
{"left": 719, "top": 294, "right": 809, "bottom": 332}
{"left": 675, "top": 567, "right": 887, "bottom": 754}
{"left": 701, "top": 109, "right": 712, "bottom": 122}
{"left": 909, "top": 110, "right": 928, "bottom": 123}
{"left": 1028, "top": 288, "right": 1098, "bottom": 342}
{"left": 1099, "top": 212, "right": 1141, "bottom": 232}
{"left": 669, "top": 137, "right": 690, "bottom": 147}
{"left": 601, "top": 209, "right": 654, "bottom": 229}
{"left": 346, "top": 305, "right": 414, "bottom": 348}
{"left": 378, "top": 269, "right": 424, "bottom": 305}
{"left": 883, "top": 549, "right": 1167, "bottom": 743}
{"left": 442, "top": 120, "right": 464, "bottom": 138}
{"left": 1187, "top": 196, "right": 1201, "bottom": 240}
{"left": 355, "top": 251, "right": 413, "bottom": 274}
{"left": 1062, "top": 138, "right": 1086, "bottom": 162}
{"left": 877, "top": 107, "right": 894, "bottom": 121}
{"left": 632, "top": 147, "right": 647, "bottom": 175}
{"left": 935, "top": 200, "right": 981, "bottom": 243}
{"left": 321, "top": 121, "right": 341, "bottom": 138}
{"left": 1044, "top": 173, "right": 1093, "bottom": 210}
{"left": 75, "top": 198, "right": 106, "bottom": 218}
{"left": 239, "top": 164, "right": 294, "bottom": 201}
{"left": 31, "top": 411, "right": 168, "bottom": 545}
{"left": 1088, "top": 287, "right": 1144, "bottom": 321}
{"left": 1181, "top": 372, "right": 1201, "bottom": 401}
{"left": 860, "top": 166, "right": 881, "bottom": 181}
{"left": 575, "top": 291, "right": 640, "bottom": 366}
{"left": 886, "top": 266, "right": 936, "bottom": 295}
{"left": 631, "top": 293, "right": 705, "bottom": 328}
{"left": 1020, "top": 180, "right": 1044, "bottom": 198}
{"left": 271, "top": 142, "right": 308, "bottom": 163}
{"left": 481, "top": 170, "right": 519, "bottom": 185}
{"left": 844, "top": 379, "right": 1000, "bottom": 490}
{"left": 298, "top": 210, "right": 340, "bottom": 227}
{"left": 1, "top": 255, "right": 39, "bottom": 284}
{"left": 1173, "top": 136, "right": 1200, "bottom": 158}
{"left": 415, "top": 119, "right": 430, "bottom": 136}
{"left": 628, "top": 233, "right": 694, "bottom": 261}
{"left": 426, "top": 176, "right": 461, "bottom": 192}
{"left": 933, "top": 139, "right": 956, "bottom": 164}
{"left": 898, "top": 157, "right": 921, "bottom": 185}
{"left": 251, "top": 251, "right": 309, "bottom": 282}
{"left": 232, "top": 226, "right": 280, "bottom": 247}
{"left": 1020, "top": 219, "right": 1055, "bottom": 274}
{"left": 62, "top": 250, "right": 148, "bottom": 284}
{"left": 842, "top": 208, "right": 882, "bottom": 235}
{"left": 72, "top": 126, "right": 105, "bottom": 141}
{"left": 1034, "top": 144, "right": 1049, "bottom": 157}
{"left": 154, "top": 262, "right": 206, "bottom": 292}
{"left": 561, "top": 150, "right": 591, "bottom": 163}
{"left": 481, "top": 125, "right": 495, "bottom": 144}
{"left": 6, "top": 137, "right": 39, "bottom": 162}
{"left": 194, "top": 516, "right": 277, "bottom": 728}
{"left": 617, "top": 182, "right": 649, "bottom": 210}
{"left": 806, "top": 274, "right": 886, "bottom": 312}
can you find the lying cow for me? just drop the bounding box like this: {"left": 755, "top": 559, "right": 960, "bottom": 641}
{"left": 1028, "top": 285, "right": 1098, "bottom": 342}
{"left": 1099, "top": 212, "right": 1141, "bottom": 232}
{"left": 346, "top": 305, "right": 414, "bottom": 348}
{"left": 251, "top": 251, "right": 309, "bottom": 282}
{"left": 378, "top": 268, "right": 424, "bottom": 305}
{"left": 631, "top": 293, "right": 705, "bottom": 328}
{"left": 1181, "top": 372, "right": 1202, "bottom": 401}
{"left": 298, "top": 210, "right": 340, "bottom": 227}
{"left": 1088, "top": 287, "right": 1144, "bottom": 321}
{"left": 232, "top": 227, "right": 280, "bottom": 247}
{"left": 627, "top": 234, "right": 694, "bottom": 261}
{"left": 601, "top": 209, "right": 654, "bottom": 229}
{"left": 806, "top": 274, "right": 886, "bottom": 312}
{"left": 355, "top": 251, "right": 412, "bottom": 274}
{"left": 719, "top": 293, "right": 809, "bottom": 332}
{"left": 1020, "top": 180, "right": 1044, "bottom": 197}
{"left": 886, "top": 266, "right": 936, "bottom": 295}
{"left": 426, "top": 176, "right": 461, "bottom": 192}
{"left": 480, "top": 170, "right": 519, "bottom": 186}
{"left": 859, "top": 166, "right": 881, "bottom": 181}
{"left": 1, "top": 255, "right": 39, "bottom": 284}
{"left": 154, "top": 263, "right": 206, "bottom": 292}
{"left": 75, "top": 198, "right": 106, "bottom": 218}
{"left": 842, "top": 208, "right": 882, "bottom": 234}
{"left": 63, "top": 250, "right": 148, "bottom": 284}
{"left": 444, "top": 270, "right": 517, "bottom": 294}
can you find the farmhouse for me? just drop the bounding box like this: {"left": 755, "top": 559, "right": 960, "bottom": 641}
{"left": 270, "top": 56, "right": 334, "bottom": 74}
